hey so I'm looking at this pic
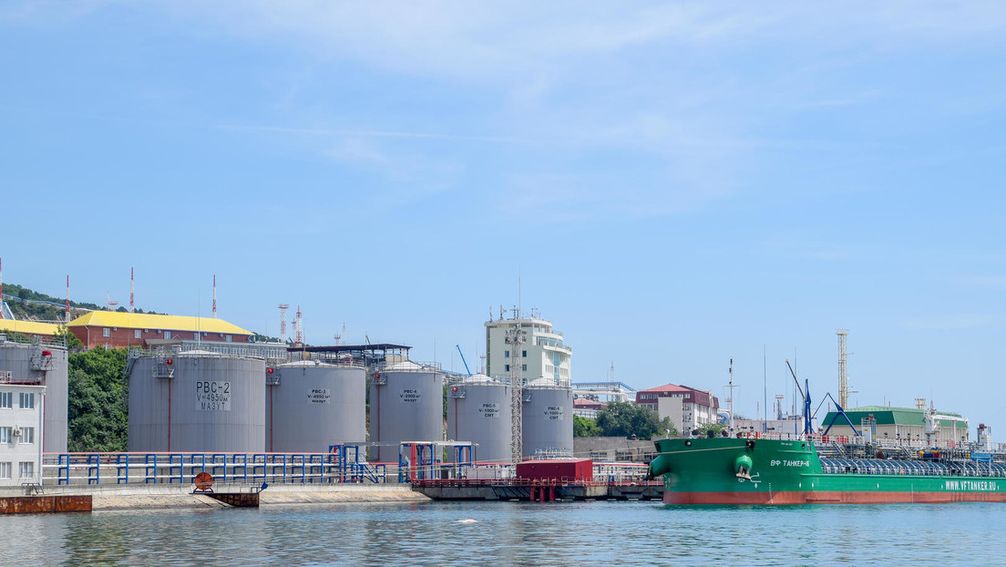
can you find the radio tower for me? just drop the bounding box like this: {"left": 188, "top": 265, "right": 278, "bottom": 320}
{"left": 505, "top": 309, "right": 527, "bottom": 464}
{"left": 129, "top": 267, "right": 135, "bottom": 312}
{"left": 837, "top": 329, "right": 849, "bottom": 408}
{"left": 278, "top": 304, "right": 289, "bottom": 342}
{"left": 0, "top": 257, "right": 5, "bottom": 319}
{"left": 293, "top": 305, "right": 303, "bottom": 345}
{"left": 212, "top": 274, "right": 217, "bottom": 318}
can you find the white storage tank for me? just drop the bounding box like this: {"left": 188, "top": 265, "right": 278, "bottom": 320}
{"left": 128, "top": 350, "right": 265, "bottom": 452}
{"left": 447, "top": 374, "right": 512, "bottom": 463}
{"left": 266, "top": 360, "right": 366, "bottom": 453}
{"left": 0, "top": 338, "right": 68, "bottom": 453}
{"left": 522, "top": 380, "right": 573, "bottom": 458}
{"left": 369, "top": 361, "right": 443, "bottom": 462}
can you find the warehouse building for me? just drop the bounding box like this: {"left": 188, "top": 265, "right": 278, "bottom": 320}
{"left": 68, "top": 311, "right": 253, "bottom": 349}
{"left": 821, "top": 405, "right": 970, "bottom": 449}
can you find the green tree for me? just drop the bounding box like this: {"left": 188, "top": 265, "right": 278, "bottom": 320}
{"left": 573, "top": 415, "right": 601, "bottom": 437}
{"left": 68, "top": 347, "right": 128, "bottom": 452}
{"left": 696, "top": 423, "right": 726, "bottom": 437}
{"left": 595, "top": 402, "right": 678, "bottom": 439}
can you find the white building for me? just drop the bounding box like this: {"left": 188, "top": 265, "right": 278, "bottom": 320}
{"left": 0, "top": 378, "right": 45, "bottom": 487}
{"left": 485, "top": 311, "right": 571, "bottom": 386}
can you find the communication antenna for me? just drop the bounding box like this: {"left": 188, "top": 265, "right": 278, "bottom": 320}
{"left": 334, "top": 322, "right": 346, "bottom": 345}
{"left": 212, "top": 274, "right": 218, "bottom": 318}
{"left": 0, "top": 257, "right": 4, "bottom": 319}
{"left": 107, "top": 295, "right": 119, "bottom": 311}
{"left": 837, "top": 329, "right": 849, "bottom": 408}
{"left": 293, "top": 304, "right": 303, "bottom": 345}
{"left": 506, "top": 307, "right": 527, "bottom": 464}
{"left": 129, "top": 267, "right": 135, "bottom": 312}
{"left": 278, "top": 304, "right": 289, "bottom": 342}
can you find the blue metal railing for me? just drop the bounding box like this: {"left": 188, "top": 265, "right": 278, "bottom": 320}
{"left": 44, "top": 450, "right": 391, "bottom": 487}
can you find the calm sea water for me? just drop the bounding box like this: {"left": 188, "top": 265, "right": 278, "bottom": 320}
{"left": 3, "top": 501, "right": 1006, "bottom": 566}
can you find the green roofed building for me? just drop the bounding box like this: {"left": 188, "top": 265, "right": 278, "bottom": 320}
{"left": 821, "top": 405, "right": 969, "bottom": 449}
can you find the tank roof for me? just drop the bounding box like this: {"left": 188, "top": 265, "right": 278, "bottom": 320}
{"left": 278, "top": 360, "right": 338, "bottom": 368}
{"left": 0, "top": 319, "right": 62, "bottom": 337}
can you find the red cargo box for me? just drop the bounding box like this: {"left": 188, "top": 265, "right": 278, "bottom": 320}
{"left": 516, "top": 459, "right": 593, "bottom": 482}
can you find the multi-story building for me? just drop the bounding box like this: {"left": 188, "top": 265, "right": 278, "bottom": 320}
{"left": 68, "top": 311, "right": 252, "bottom": 349}
{"left": 485, "top": 311, "right": 572, "bottom": 386}
{"left": 0, "top": 382, "right": 45, "bottom": 486}
{"left": 636, "top": 383, "right": 720, "bottom": 435}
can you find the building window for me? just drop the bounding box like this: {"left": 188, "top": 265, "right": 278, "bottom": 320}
{"left": 0, "top": 392, "right": 11, "bottom": 409}
{"left": 225, "top": 335, "right": 232, "bottom": 343}
{"left": 522, "top": 350, "right": 527, "bottom": 358}
{"left": 19, "top": 393, "right": 34, "bottom": 409}
{"left": 134, "top": 329, "right": 141, "bottom": 339}
{"left": 0, "top": 427, "right": 11, "bottom": 443}
{"left": 505, "top": 364, "right": 510, "bottom": 372}
{"left": 0, "top": 462, "right": 10, "bottom": 479}
{"left": 522, "top": 364, "right": 527, "bottom": 371}
{"left": 102, "top": 327, "right": 111, "bottom": 337}
{"left": 164, "top": 331, "right": 172, "bottom": 340}
{"left": 19, "top": 427, "right": 34, "bottom": 444}
{"left": 18, "top": 461, "right": 33, "bottom": 479}
{"left": 504, "top": 350, "right": 510, "bottom": 358}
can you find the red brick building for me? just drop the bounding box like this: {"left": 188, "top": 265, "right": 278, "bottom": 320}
{"left": 67, "top": 311, "right": 252, "bottom": 349}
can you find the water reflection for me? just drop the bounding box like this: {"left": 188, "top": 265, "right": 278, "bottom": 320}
{"left": 2, "top": 501, "right": 1006, "bottom": 566}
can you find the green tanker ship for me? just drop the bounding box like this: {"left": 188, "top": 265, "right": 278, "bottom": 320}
{"left": 648, "top": 437, "right": 1006, "bottom": 504}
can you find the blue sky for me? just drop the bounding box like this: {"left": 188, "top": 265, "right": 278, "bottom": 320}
{"left": 1, "top": 2, "right": 1004, "bottom": 428}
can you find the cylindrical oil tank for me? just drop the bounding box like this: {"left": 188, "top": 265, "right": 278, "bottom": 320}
{"left": 266, "top": 360, "right": 366, "bottom": 452}
{"left": 447, "top": 374, "right": 512, "bottom": 463}
{"left": 0, "top": 340, "right": 68, "bottom": 453}
{"left": 522, "top": 381, "right": 573, "bottom": 459}
{"left": 369, "top": 361, "right": 443, "bottom": 462}
{"left": 128, "top": 351, "right": 265, "bottom": 452}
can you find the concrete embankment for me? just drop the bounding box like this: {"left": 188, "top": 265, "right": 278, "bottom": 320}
{"left": 6, "top": 484, "right": 429, "bottom": 511}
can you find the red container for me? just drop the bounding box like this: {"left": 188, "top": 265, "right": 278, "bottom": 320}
{"left": 516, "top": 459, "right": 593, "bottom": 482}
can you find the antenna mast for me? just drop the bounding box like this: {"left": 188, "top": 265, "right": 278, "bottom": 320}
{"left": 65, "top": 275, "right": 71, "bottom": 323}
{"left": 293, "top": 304, "right": 303, "bottom": 345}
{"left": 726, "top": 358, "right": 736, "bottom": 430}
{"left": 0, "top": 257, "right": 4, "bottom": 319}
{"left": 837, "top": 329, "right": 849, "bottom": 408}
{"left": 129, "top": 267, "right": 135, "bottom": 312}
{"left": 212, "top": 274, "right": 218, "bottom": 318}
{"left": 506, "top": 306, "right": 526, "bottom": 464}
{"left": 278, "top": 304, "right": 289, "bottom": 342}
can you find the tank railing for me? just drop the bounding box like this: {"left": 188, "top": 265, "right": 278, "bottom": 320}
{"left": 0, "top": 332, "right": 68, "bottom": 349}
{"left": 44, "top": 453, "right": 394, "bottom": 487}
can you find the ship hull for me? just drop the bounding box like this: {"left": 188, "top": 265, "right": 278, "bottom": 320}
{"left": 650, "top": 437, "right": 1006, "bottom": 506}
{"left": 665, "top": 490, "right": 1006, "bottom": 505}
